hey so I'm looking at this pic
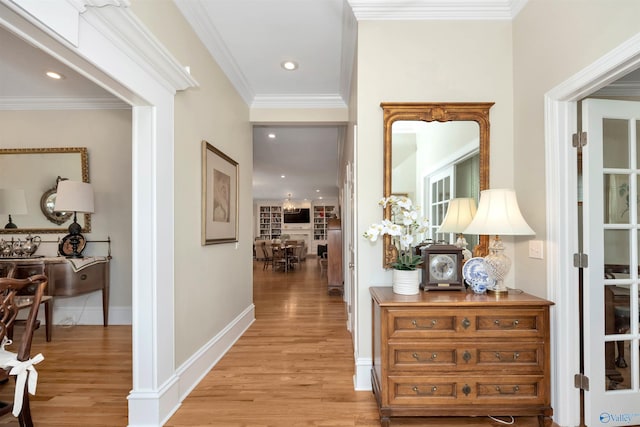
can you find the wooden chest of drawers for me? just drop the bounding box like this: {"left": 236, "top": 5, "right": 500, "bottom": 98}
{"left": 370, "top": 287, "right": 553, "bottom": 426}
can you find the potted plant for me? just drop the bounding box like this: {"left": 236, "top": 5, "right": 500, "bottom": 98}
{"left": 364, "top": 196, "right": 429, "bottom": 294}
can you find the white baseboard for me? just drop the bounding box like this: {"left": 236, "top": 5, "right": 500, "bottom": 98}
{"left": 158, "top": 303, "right": 255, "bottom": 424}
{"left": 354, "top": 356, "right": 372, "bottom": 391}
{"left": 48, "top": 305, "right": 132, "bottom": 325}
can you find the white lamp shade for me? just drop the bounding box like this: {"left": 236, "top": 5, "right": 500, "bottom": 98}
{"left": 464, "top": 189, "right": 534, "bottom": 236}
{"left": 54, "top": 181, "right": 95, "bottom": 213}
{"left": 0, "top": 189, "right": 27, "bottom": 215}
{"left": 438, "top": 198, "right": 477, "bottom": 233}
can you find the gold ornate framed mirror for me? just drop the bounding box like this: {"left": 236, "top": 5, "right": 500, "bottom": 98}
{"left": 0, "top": 147, "right": 91, "bottom": 234}
{"left": 381, "top": 102, "right": 493, "bottom": 268}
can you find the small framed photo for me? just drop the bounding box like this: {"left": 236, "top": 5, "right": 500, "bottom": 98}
{"left": 202, "top": 140, "right": 238, "bottom": 245}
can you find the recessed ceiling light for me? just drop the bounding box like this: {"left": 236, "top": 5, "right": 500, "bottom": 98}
{"left": 268, "top": 133, "right": 276, "bottom": 139}
{"left": 316, "top": 189, "right": 320, "bottom": 192}
{"left": 45, "top": 71, "right": 64, "bottom": 80}
{"left": 318, "top": 196, "right": 323, "bottom": 200}
{"left": 281, "top": 175, "right": 286, "bottom": 178}
{"left": 281, "top": 61, "right": 298, "bottom": 71}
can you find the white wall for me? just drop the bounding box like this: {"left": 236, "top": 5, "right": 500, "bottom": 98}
{"left": 355, "top": 19, "right": 514, "bottom": 382}
{"left": 512, "top": 0, "right": 640, "bottom": 296}
{"left": 130, "top": 1, "right": 254, "bottom": 367}
{"left": 0, "top": 109, "right": 132, "bottom": 324}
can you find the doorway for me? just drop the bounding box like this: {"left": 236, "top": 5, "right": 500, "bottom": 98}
{"left": 546, "top": 33, "right": 640, "bottom": 427}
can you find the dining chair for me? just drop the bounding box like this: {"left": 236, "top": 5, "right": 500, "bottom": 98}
{"left": 262, "top": 243, "right": 274, "bottom": 270}
{"left": 272, "top": 245, "right": 288, "bottom": 272}
{"left": 7, "top": 262, "right": 52, "bottom": 342}
{"left": 0, "top": 274, "right": 48, "bottom": 427}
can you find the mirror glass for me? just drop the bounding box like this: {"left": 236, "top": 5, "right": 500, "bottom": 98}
{"left": 0, "top": 147, "right": 91, "bottom": 234}
{"left": 382, "top": 102, "right": 493, "bottom": 267}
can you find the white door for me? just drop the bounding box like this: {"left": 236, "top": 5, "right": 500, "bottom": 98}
{"left": 583, "top": 98, "right": 640, "bottom": 426}
{"left": 427, "top": 166, "right": 454, "bottom": 242}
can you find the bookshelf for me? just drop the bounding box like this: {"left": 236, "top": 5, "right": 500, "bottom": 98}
{"left": 258, "top": 205, "right": 282, "bottom": 239}
{"left": 313, "top": 205, "right": 335, "bottom": 241}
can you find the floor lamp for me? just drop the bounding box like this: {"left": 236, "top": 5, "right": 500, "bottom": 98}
{"left": 464, "top": 189, "right": 534, "bottom": 295}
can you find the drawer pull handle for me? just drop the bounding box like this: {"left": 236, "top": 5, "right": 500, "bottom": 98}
{"left": 461, "top": 318, "right": 471, "bottom": 329}
{"left": 494, "top": 319, "right": 519, "bottom": 328}
{"left": 495, "top": 385, "right": 519, "bottom": 394}
{"left": 495, "top": 352, "right": 521, "bottom": 361}
{"left": 411, "top": 352, "right": 438, "bottom": 361}
{"left": 412, "top": 385, "right": 437, "bottom": 396}
{"left": 80, "top": 274, "right": 88, "bottom": 280}
{"left": 411, "top": 319, "right": 437, "bottom": 329}
{"left": 462, "top": 384, "right": 471, "bottom": 396}
{"left": 462, "top": 351, "right": 471, "bottom": 362}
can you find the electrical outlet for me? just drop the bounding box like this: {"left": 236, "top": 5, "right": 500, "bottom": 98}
{"left": 528, "top": 240, "right": 544, "bottom": 259}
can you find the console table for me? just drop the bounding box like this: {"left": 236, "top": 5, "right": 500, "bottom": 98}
{"left": 370, "top": 286, "right": 553, "bottom": 426}
{"left": 0, "top": 257, "right": 110, "bottom": 340}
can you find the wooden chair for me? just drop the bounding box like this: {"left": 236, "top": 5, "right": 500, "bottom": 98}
{"left": 7, "top": 262, "right": 52, "bottom": 342}
{"left": 272, "top": 246, "right": 288, "bottom": 272}
{"left": 261, "top": 243, "right": 273, "bottom": 270}
{"left": 0, "top": 274, "right": 48, "bottom": 427}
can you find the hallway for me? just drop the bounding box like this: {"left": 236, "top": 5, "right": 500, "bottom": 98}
{"left": 165, "top": 258, "right": 556, "bottom": 426}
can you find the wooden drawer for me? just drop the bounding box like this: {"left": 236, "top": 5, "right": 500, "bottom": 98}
{"left": 387, "top": 308, "right": 546, "bottom": 339}
{"left": 49, "top": 262, "right": 106, "bottom": 296}
{"left": 389, "top": 341, "right": 545, "bottom": 373}
{"left": 387, "top": 375, "right": 547, "bottom": 407}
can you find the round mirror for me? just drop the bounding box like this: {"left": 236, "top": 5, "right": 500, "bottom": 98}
{"left": 40, "top": 177, "right": 73, "bottom": 225}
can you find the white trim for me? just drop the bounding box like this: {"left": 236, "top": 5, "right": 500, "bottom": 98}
{"left": 174, "top": 305, "right": 254, "bottom": 404}
{"left": 545, "top": 32, "right": 640, "bottom": 427}
{"left": 0, "top": 2, "right": 198, "bottom": 425}
{"left": 52, "top": 305, "right": 132, "bottom": 325}
{"left": 251, "top": 94, "right": 348, "bottom": 110}
{"left": 348, "top": 0, "right": 528, "bottom": 21}
{"left": 173, "top": 0, "right": 253, "bottom": 105}
{"left": 354, "top": 356, "right": 372, "bottom": 391}
{"left": 0, "top": 96, "right": 130, "bottom": 110}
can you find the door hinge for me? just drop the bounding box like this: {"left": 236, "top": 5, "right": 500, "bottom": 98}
{"left": 572, "top": 131, "right": 587, "bottom": 148}
{"left": 573, "top": 253, "right": 589, "bottom": 268}
{"left": 574, "top": 373, "right": 590, "bottom": 390}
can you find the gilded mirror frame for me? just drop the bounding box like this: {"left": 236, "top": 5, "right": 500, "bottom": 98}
{"left": 0, "top": 147, "right": 91, "bottom": 234}
{"left": 381, "top": 102, "right": 494, "bottom": 268}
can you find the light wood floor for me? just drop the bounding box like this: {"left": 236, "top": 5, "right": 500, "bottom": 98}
{"left": 0, "top": 258, "right": 559, "bottom": 426}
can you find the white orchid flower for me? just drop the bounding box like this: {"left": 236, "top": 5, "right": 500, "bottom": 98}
{"left": 363, "top": 223, "right": 384, "bottom": 241}
{"left": 386, "top": 223, "right": 402, "bottom": 236}
{"left": 396, "top": 197, "right": 412, "bottom": 210}
{"left": 399, "top": 234, "right": 413, "bottom": 250}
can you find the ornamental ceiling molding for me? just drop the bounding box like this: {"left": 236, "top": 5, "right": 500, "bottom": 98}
{"left": 0, "top": 96, "right": 130, "bottom": 110}
{"left": 347, "top": 0, "right": 528, "bottom": 20}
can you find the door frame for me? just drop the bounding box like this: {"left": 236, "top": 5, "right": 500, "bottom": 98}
{"left": 0, "top": 1, "right": 197, "bottom": 425}
{"left": 545, "top": 33, "right": 640, "bottom": 426}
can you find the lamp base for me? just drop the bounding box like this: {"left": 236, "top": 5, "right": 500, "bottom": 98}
{"left": 487, "top": 287, "right": 509, "bottom": 296}
{"left": 4, "top": 215, "right": 17, "bottom": 229}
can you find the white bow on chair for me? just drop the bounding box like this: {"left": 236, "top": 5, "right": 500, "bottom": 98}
{"left": 4, "top": 353, "right": 44, "bottom": 416}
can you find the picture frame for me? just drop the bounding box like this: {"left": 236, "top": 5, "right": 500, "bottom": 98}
{"left": 202, "top": 140, "right": 238, "bottom": 245}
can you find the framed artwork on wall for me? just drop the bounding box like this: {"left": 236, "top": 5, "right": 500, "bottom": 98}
{"left": 202, "top": 140, "right": 238, "bottom": 245}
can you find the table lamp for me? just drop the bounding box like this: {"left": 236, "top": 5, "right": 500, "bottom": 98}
{"left": 54, "top": 180, "right": 94, "bottom": 257}
{"left": 0, "top": 189, "right": 28, "bottom": 229}
{"left": 464, "top": 189, "right": 534, "bottom": 295}
{"left": 438, "top": 197, "right": 477, "bottom": 261}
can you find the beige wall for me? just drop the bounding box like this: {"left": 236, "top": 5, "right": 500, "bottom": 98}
{"left": 356, "top": 19, "right": 514, "bottom": 361}
{"left": 512, "top": 0, "right": 640, "bottom": 295}
{"left": 131, "top": 0, "right": 253, "bottom": 366}
{"left": 0, "top": 109, "right": 133, "bottom": 321}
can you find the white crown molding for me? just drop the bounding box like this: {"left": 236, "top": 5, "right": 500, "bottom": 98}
{"left": 80, "top": 4, "right": 199, "bottom": 93}
{"left": 347, "top": 0, "right": 528, "bottom": 20}
{"left": 0, "top": 96, "right": 130, "bottom": 110}
{"left": 251, "top": 94, "right": 348, "bottom": 109}
{"left": 591, "top": 81, "right": 640, "bottom": 97}
{"left": 174, "top": 0, "right": 254, "bottom": 105}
